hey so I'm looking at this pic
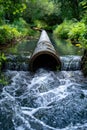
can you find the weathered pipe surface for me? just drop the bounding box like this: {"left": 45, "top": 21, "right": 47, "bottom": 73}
{"left": 29, "top": 30, "right": 61, "bottom": 72}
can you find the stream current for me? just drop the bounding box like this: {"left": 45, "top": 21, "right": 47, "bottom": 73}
{"left": 0, "top": 55, "right": 87, "bottom": 130}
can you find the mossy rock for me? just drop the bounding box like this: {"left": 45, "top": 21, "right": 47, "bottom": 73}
{"left": 81, "top": 49, "right": 87, "bottom": 76}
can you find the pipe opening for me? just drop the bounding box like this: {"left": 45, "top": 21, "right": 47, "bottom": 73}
{"left": 32, "top": 53, "right": 60, "bottom": 71}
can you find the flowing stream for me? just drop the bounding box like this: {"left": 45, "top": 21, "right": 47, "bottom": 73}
{"left": 0, "top": 39, "right": 87, "bottom": 130}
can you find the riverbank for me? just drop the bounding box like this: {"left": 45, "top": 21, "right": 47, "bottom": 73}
{"left": 0, "top": 26, "right": 87, "bottom": 79}
{"left": 0, "top": 18, "right": 41, "bottom": 46}
{"left": 53, "top": 19, "right": 87, "bottom": 76}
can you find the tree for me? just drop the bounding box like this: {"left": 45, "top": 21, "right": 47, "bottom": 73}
{"left": 80, "top": 0, "right": 87, "bottom": 21}
{"left": 59, "top": 0, "right": 80, "bottom": 20}
{"left": 23, "top": 0, "right": 61, "bottom": 25}
{"left": 0, "top": 0, "right": 27, "bottom": 22}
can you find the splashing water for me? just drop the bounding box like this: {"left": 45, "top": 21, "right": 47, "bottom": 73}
{"left": 0, "top": 56, "right": 87, "bottom": 130}
{"left": 5, "top": 55, "right": 81, "bottom": 71}
{"left": 60, "top": 55, "right": 81, "bottom": 71}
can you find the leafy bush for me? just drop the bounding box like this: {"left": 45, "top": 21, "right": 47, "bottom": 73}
{"left": 79, "top": 30, "right": 87, "bottom": 49}
{"left": 53, "top": 20, "right": 73, "bottom": 39}
{"left": 0, "top": 18, "right": 34, "bottom": 44}
{"left": 68, "top": 22, "right": 86, "bottom": 41}
{"left": 0, "top": 25, "right": 20, "bottom": 44}
{"left": 0, "top": 53, "right": 8, "bottom": 85}
{"left": 68, "top": 21, "right": 87, "bottom": 49}
{"left": 0, "top": 74, "right": 8, "bottom": 85}
{"left": 53, "top": 20, "right": 87, "bottom": 49}
{"left": 12, "top": 18, "right": 34, "bottom": 36}
{"left": 0, "top": 53, "right": 6, "bottom": 71}
{"left": 34, "top": 20, "right": 48, "bottom": 29}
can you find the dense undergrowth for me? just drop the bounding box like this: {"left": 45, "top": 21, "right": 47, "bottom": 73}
{"left": 0, "top": 18, "right": 35, "bottom": 45}
{"left": 53, "top": 19, "right": 87, "bottom": 49}
{"left": 0, "top": 53, "right": 8, "bottom": 85}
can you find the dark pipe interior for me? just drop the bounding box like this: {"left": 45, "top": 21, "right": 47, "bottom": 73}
{"left": 32, "top": 54, "right": 60, "bottom": 71}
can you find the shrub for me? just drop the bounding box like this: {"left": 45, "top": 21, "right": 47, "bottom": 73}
{"left": 12, "top": 18, "right": 34, "bottom": 36}
{"left": 68, "top": 21, "right": 87, "bottom": 49}
{"left": 0, "top": 25, "right": 20, "bottom": 44}
{"left": 53, "top": 20, "right": 73, "bottom": 39}
{"left": 0, "top": 53, "right": 6, "bottom": 71}
{"left": 34, "top": 20, "right": 48, "bottom": 29}
{"left": 79, "top": 33, "right": 87, "bottom": 49}
{"left": 0, "top": 18, "right": 35, "bottom": 44}
{"left": 0, "top": 74, "right": 8, "bottom": 85}
{"left": 68, "top": 22, "right": 86, "bottom": 41}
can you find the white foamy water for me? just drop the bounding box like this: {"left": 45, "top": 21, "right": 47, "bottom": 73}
{"left": 0, "top": 56, "right": 87, "bottom": 130}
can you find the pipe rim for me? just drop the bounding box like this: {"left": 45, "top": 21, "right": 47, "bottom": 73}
{"left": 29, "top": 51, "right": 61, "bottom": 71}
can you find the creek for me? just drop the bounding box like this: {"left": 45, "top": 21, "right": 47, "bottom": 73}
{"left": 0, "top": 38, "right": 87, "bottom": 130}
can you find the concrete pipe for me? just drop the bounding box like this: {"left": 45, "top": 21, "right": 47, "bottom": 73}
{"left": 29, "top": 30, "right": 61, "bottom": 72}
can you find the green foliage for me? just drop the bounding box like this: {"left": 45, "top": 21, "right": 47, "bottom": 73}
{"left": 25, "top": 0, "right": 58, "bottom": 20}
{"left": 52, "top": 0, "right": 80, "bottom": 20}
{"left": 12, "top": 18, "right": 28, "bottom": 29}
{"left": 0, "top": 53, "right": 8, "bottom": 85}
{"left": 80, "top": 0, "right": 87, "bottom": 19}
{"left": 79, "top": 30, "right": 87, "bottom": 49}
{"left": 0, "top": 18, "right": 35, "bottom": 44}
{"left": 68, "top": 22, "right": 86, "bottom": 41}
{"left": 68, "top": 21, "right": 87, "bottom": 49}
{"left": 23, "top": 0, "right": 61, "bottom": 26}
{"left": 53, "top": 20, "right": 73, "bottom": 39}
{"left": 0, "top": 0, "right": 87, "bottom": 49}
{"left": 0, "top": 0, "right": 27, "bottom": 22}
{"left": 12, "top": 18, "right": 34, "bottom": 36}
{"left": 0, "top": 53, "right": 6, "bottom": 71}
{"left": 53, "top": 19, "right": 87, "bottom": 49}
{"left": 34, "top": 20, "right": 48, "bottom": 29}
{"left": 0, "top": 25, "right": 20, "bottom": 44}
{"left": 0, "top": 74, "right": 8, "bottom": 85}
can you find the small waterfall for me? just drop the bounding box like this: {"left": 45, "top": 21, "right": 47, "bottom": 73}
{"left": 60, "top": 55, "right": 81, "bottom": 71}
{"left": 1, "top": 54, "right": 87, "bottom": 130}
{"left": 5, "top": 55, "right": 81, "bottom": 71}
{"left": 5, "top": 55, "right": 30, "bottom": 71}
